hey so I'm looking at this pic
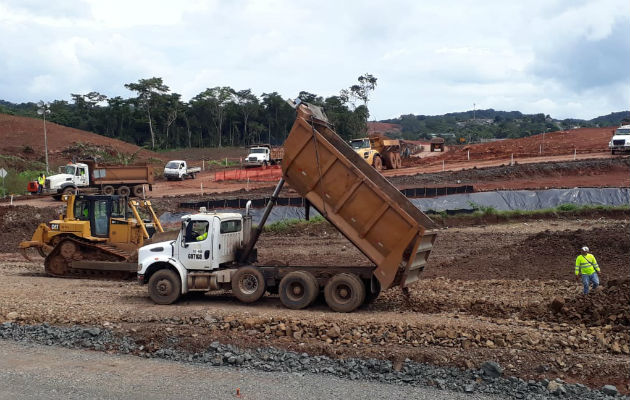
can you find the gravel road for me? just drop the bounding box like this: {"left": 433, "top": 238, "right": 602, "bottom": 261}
{"left": 0, "top": 339, "right": 498, "bottom": 400}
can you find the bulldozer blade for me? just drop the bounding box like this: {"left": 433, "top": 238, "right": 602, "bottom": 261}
{"left": 19, "top": 247, "right": 33, "bottom": 262}
{"left": 144, "top": 230, "right": 179, "bottom": 246}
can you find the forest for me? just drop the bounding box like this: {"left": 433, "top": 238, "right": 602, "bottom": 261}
{"left": 0, "top": 75, "right": 377, "bottom": 150}
{"left": 0, "top": 73, "right": 627, "bottom": 148}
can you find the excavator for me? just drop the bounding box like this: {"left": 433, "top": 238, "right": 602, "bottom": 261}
{"left": 19, "top": 194, "right": 165, "bottom": 279}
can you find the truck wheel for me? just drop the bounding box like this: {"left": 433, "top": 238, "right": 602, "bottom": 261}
{"left": 148, "top": 269, "right": 181, "bottom": 305}
{"left": 62, "top": 187, "right": 75, "bottom": 196}
{"left": 190, "top": 173, "right": 196, "bottom": 179}
{"left": 102, "top": 185, "right": 115, "bottom": 195}
{"left": 279, "top": 271, "right": 319, "bottom": 309}
{"left": 232, "top": 266, "right": 266, "bottom": 303}
{"left": 324, "top": 273, "right": 365, "bottom": 312}
{"left": 395, "top": 153, "right": 403, "bottom": 169}
{"left": 372, "top": 156, "right": 382, "bottom": 170}
{"left": 132, "top": 185, "right": 144, "bottom": 197}
{"left": 364, "top": 278, "right": 381, "bottom": 304}
{"left": 117, "top": 185, "right": 131, "bottom": 197}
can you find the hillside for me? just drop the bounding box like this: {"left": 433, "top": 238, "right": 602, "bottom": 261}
{"left": 0, "top": 113, "right": 162, "bottom": 168}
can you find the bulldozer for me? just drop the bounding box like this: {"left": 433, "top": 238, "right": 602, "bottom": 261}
{"left": 19, "top": 194, "right": 164, "bottom": 279}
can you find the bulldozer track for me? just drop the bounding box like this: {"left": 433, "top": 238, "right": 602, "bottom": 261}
{"left": 44, "top": 236, "right": 136, "bottom": 280}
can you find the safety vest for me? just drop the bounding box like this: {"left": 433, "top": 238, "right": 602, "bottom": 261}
{"left": 38, "top": 175, "right": 45, "bottom": 185}
{"left": 196, "top": 231, "right": 208, "bottom": 241}
{"left": 575, "top": 253, "right": 599, "bottom": 275}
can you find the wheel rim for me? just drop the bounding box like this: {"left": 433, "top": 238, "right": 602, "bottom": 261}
{"left": 238, "top": 274, "right": 258, "bottom": 295}
{"left": 156, "top": 278, "right": 173, "bottom": 297}
{"left": 333, "top": 283, "right": 352, "bottom": 304}
{"left": 287, "top": 281, "right": 305, "bottom": 301}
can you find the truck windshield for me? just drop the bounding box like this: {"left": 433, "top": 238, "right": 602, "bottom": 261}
{"left": 615, "top": 128, "right": 630, "bottom": 135}
{"left": 350, "top": 139, "right": 370, "bottom": 149}
{"left": 165, "top": 162, "right": 180, "bottom": 168}
{"left": 64, "top": 166, "right": 76, "bottom": 175}
{"left": 250, "top": 148, "right": 267, "bottom": 153}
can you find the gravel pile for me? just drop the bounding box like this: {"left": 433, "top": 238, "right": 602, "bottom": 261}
{"left": 0, "top": 322, "right": 624, "bottom": 399}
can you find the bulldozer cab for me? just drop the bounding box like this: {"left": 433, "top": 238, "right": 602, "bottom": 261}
{"left": 71, "top": 195, "right": 128, "bottom": 238}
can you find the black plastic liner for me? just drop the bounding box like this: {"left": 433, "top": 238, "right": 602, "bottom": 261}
{"left": 163, "top": 188, "right": 629, "bottom": 225}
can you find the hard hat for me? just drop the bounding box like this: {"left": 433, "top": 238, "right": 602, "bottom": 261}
{"left": 581, "top": 246, "right": 589, "bottom": 252}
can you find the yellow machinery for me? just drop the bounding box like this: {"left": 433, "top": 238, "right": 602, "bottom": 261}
{"left": 19, "top": 194, "right": 164, "bottom": 278}
{"left": 350, "top": 136, "right": 402, "bottom": 170}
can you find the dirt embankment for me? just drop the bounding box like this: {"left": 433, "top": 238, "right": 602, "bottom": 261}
{"left": 0, "top": 205, "right": 62, "bottom": 253}
{"left": 391, "top": 158, "right": 630, "bottom": 189}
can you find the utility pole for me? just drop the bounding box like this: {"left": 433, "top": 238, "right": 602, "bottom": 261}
{"left": 37, "top": 101, "right": 51, "bottom": 174}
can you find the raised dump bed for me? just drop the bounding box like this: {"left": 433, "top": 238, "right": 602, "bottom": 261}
{"left": 282, "top": 103, "right": 437, "bottom": 290}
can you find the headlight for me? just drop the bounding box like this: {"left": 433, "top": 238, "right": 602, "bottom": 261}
{"left": 363, "top": 152, "right": 369, "bottom": 158}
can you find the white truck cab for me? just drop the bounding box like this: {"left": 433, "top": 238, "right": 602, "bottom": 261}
{"left": 137, "top": 209, "right": 253, "bottom": 303}
{"left": 609, "top": 125, "right": 630, "bottom": 154}
{"left": 45, "top": 163, "right": 90, "bottom": 194}
{"left": 245, "top": 147, "right": 270, "bottom": 167}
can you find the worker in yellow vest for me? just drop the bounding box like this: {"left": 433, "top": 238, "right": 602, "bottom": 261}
{"left": 37, "top": 173, "right": 46, "bottom": 194}
{"left": 575, "top": 246, "right": 600, "bottom": 294}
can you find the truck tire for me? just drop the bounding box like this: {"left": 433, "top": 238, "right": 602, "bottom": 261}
{"left": 395, "top": 153, "right": 403, "bottom": 169}
{"left": 232, "top": 266, "right": 266, "bottom": 303}
{"left": 364, "top": 278, "right": 381, "bottom": 305}
{"left": 190, "top": 173, "right": 196, "bottom": 179}
{"left": 117, "top": 185, "right": 131, "bottom": 197}
{"left": 372, "top": 156, "right": 382, "bottom": 170}
{"left": 148, "top": 269, "right": 181, "bottom": 305}
{"left": 62, "top": 186, "right": 75, "bottom": 196}
{"left": 384, "top": 153, "right": 395, "bottom": 169}
{"left": 324, "top": 273, "right": 365, "bottom": 313}
{"left": 279, "top": 271, "right": 319, "bottom": 310}
{"left": 132, "top": 185, "right": 144, "bottom": 197}
{"left": 102, "top": 185, "right": 115, "bottom": 195}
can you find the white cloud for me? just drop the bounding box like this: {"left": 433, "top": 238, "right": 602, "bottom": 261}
{"left": 0, "top": 0, "right": 627, "bottom": 121}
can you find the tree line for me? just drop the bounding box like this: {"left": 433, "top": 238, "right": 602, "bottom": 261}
{"left": 0, "top": 74, "right": 377, "bottom": 150}
{"left": 383, "top": 109, "right": 630, "bottom": 143}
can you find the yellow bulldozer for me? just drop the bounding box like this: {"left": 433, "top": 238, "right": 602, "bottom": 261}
{"left": 19, "top": 194, "right": 164, "bottom": 279}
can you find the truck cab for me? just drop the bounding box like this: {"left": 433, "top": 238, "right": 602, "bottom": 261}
{"left": 45, "top": 163, "right": 90, "bottom": 194}
{"left": 138, "top": 211, "right": 247, "bottom": 285}
{"left": 245, "top": 146, "right": 270, "bottom": 167}
{"left": 609, "top": 125, "right": 630, "bottom": 154}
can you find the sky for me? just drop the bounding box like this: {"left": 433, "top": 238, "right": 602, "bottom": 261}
{"left": 0, "top": 0, "right": 628, "bottom": 121}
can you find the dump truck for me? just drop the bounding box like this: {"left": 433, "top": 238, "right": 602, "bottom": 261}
{"left": 609, "top": 124, "right": 630, "bottom": 154}
{"left": 41, "top": 160, "right": 153, "bottom": 199}
{"left": 350, "top": 136, "right": 402, "bottom": 170}
{"left": 430, "top": 137, "right": 445, "bottom": 152}
{"left": 244, "top": 144, "right": 284, "bottom": 167}
{"left": 19, "top": 194, "right": 164, "bottom": 279}
{"left": 137, "top": 102, "right": 437, "bottom": 312}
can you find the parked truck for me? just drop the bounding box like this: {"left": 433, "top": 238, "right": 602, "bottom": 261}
{"left": 42, "top": 160, "right": 153, "bottom": 199}
{"left": 350, "top": 136, "right": 402, "bottom": 170}
{"left": 244, "top": 144, "right": 284, "bottom": 167}
{"left": 137, "top": 102, "right": 437, "bottom": 312}
{"left": 609, "top": 125, "right": 630, "bottom": 154}
{"left": 164, "top": 160, "right": 201, "bottom": 180}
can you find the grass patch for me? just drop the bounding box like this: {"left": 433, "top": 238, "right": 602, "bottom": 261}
{"left": 262, "top": 215, "right": 326, "bottom": 233}
{"left": 429, "top": 204, "right": 630, "bottom": 221}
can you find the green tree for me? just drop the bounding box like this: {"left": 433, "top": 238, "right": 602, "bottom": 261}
{"left": 124, "top": 77, "right": 170, "bottom": 149}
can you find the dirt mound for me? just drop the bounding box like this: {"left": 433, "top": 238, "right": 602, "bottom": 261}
{"left": 542, "top": 278, "right": 630, "bottom": 327}
{"left": 0, "top": 205, "right": 62, "bottom": 253}
{"left": 426, "top": 223, "right": 630, "bottom": 281}
{"left": 0, "top": 113, "right": 162, "bottom": 166}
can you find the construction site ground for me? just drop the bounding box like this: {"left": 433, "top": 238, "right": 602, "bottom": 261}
{"left": 1, "top": 214, "right": 628, "bottom": 393}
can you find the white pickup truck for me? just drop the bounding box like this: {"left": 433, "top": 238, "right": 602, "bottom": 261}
{"left": 609, "top": 125, "right": 630, "bottom": 154}
{"left": 164, "top": 160, "right": 201, "bottom": 181}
